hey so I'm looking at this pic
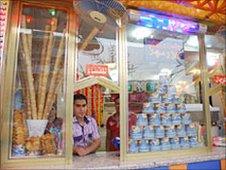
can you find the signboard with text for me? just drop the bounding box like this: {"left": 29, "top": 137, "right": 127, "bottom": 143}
{"left": 85, "top": 64, "right": 109, "bottom": 77}
{"left": 211, "top": 74, "right": 226, "bottom": 85}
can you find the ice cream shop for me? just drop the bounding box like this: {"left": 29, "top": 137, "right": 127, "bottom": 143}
{"left": 0, "top": 0, "right": 225, "bottom": 169}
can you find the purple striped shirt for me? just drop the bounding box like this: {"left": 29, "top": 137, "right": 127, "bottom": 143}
{"left": 73, "top": 116, "right": 100, "bottom": 147}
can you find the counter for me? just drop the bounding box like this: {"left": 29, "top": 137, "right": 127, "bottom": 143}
{"left": 7, "top": 147, "right": 225, "bottom": 169}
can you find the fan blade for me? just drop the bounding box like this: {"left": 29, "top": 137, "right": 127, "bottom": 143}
{"left": 74, "top": 0, "right": 127, "bottom": 29}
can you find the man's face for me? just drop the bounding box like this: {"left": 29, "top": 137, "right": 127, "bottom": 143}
{"left": 74, "top": 99, "right": 87, "bottom": 118}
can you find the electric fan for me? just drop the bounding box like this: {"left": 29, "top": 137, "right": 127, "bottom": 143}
{"left": 74, "top": 0, "right": 127, "bottom": 51}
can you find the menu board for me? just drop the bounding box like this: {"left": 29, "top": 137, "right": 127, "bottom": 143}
{"left": 0, "top": 0, "right": 9, "bottom": 74}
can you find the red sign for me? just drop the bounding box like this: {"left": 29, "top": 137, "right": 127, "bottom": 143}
{"left": 212, "top": 75, "right": 226, "bottom": 85}
{"left": 86, "top": 64, "right": 108, "bottom": 77}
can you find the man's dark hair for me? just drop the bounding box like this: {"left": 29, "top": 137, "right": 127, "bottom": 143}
{"left": 74, "top": 93, "right": 87, "bottom": 104}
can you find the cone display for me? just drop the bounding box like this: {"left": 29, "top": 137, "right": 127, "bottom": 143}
{"left": 43, "top": 34, "right": 65, "bottom": 119}
{"left": 12, "top": 8, "right": 67, "bottom": 157}
{"left": 18, "top": 16, "right": 65, "bottom": 121}
{"left": 37, "top": 19, "right": 57, "bottom": 119}
{"left": 20, "top": 16, "right": 37, "bottom": 119}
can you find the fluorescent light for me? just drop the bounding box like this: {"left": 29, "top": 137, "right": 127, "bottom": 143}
{"left": 160, "top": 68, "right": 172, "bottom": 75}
{"left": 189, "top": 68, "right": 201, "bottom": 75}
{"left": 109, "top": 69, "right": 118, "bottom": 82}
{"left": 20, "top": 28, "right": 32, "bottom": 34}
{"left": 207, "top": 52, "right": 220, "bottom": 66}
{"left": 206, "top": 44, "right": 212, "bottom": 48}
{"left": 106, "top": 63, "right": 116, "bottom": 69}
{"left": 186, "top": 36, "right": 199, "bottom": 47}
{"left": 148, "top": 75, "right": 159, "bottom": 80}
{"left": 132, "top": 27, "right": 152, "bottom": 40}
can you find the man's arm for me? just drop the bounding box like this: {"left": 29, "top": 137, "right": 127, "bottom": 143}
{"left": 85, "top": 138, "right": 101, "bottom": 154}
{"left": 73, "top": 138, "right": 101, "bottom": 156}
{"left": 86, "top": 117, "right": 101, "bottom": 154}
{"left": 74, "top": 117, "right": 101, "bottom": 156}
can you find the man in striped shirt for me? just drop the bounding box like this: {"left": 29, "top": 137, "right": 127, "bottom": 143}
{"left": 73, "top": 94, "right": 101, "bottom": 156}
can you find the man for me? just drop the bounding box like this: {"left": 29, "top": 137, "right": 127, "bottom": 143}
{"left": 106, "top": 96, "right": 136, "bottom": 151}
{"left": 73, "top": 94, "right": 101, "bottom": 156}
{"left": 106, "top": 97, "right": 120, "bottom": 151}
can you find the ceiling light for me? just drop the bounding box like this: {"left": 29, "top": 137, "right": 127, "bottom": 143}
{"left": 207, "top": 52, "right": 220, "bottom": 67}
{"left": 190, "top": 68, "right": 201, "bottom": 75}
{"left": 186, "top": 36, "right": 199, "bottom": 47}
{"left": 206, "top": 44, "right": 212, "bottom": 48}
{"left": 132, "top": 27, "right": 152, "bottom": 40}
{"left": 48, "top": 9, "right": 56, "bottom": 16}
{"left": 106, "top": 62, "right": 116, "bottom": 69}
{"left": 109, "top": 69, "right": 118, "bottom": 82}
{"left": 160, "top": 68, "right": 172, "bottom": 75}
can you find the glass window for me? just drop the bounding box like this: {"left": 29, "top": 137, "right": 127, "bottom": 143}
{"left": 76, "top": 21, "right": 119, "bottom": 84}
{"left": 11, "top": 5, "right": 67, "bottom": 158}
{"left": 75, "top": 13, "right": 119, "bottom": 152}
{"left": 126, "top": 11, "right": 207, "bottom": 153}
{"left": 205, "top": 33, "right": 225, "bottom": 138}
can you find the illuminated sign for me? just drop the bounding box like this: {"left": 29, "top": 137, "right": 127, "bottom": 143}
{"left": 129, "top": 9, "right": 207, "bottom": 34}
{"left": 86, "top": 64, "right": 108, "bottom": 77}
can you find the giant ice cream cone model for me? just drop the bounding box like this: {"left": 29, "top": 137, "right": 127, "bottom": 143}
{"left": 20, "top": 15, "right": 37, "bottom": 120}
{"left": 18, "top": 16, "right": 65, "bottom": 138}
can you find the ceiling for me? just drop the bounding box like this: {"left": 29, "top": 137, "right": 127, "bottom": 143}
{"left": 68, "top": 0, "right": 225, "bottom": 31}
{"left": 120, "top": 0, "right": 226, "bottom": 31}
{"left": 73, "top": 0, "right": 225, "bottom": 52}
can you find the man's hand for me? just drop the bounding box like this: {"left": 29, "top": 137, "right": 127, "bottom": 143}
{"left": 73, "top": 146, "right": 88, "bottom": 156}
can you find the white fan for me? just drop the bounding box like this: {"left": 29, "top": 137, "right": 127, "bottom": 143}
{"left": 74, "top": 0, "right": 127, "bottom": 51}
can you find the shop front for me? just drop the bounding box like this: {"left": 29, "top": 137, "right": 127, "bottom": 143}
{"left": 0, "top": 0, "right": 225, "bottom": 169}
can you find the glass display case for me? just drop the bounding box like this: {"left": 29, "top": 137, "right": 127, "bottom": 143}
{"left": 11, "top": 4, "right": 68, "bottom": 157}
{"left": 2, "top": 0, "right": 221, "bottom": 168}
{"left": 1, "top": 0, "right": 75, "bottom": 166}
{"left": 74, "top": 4, "right": 120, "bottom": 152}
{"left": 119, "top": 9, "right": 212, "bottom": 160}
{"left": 204, "top": 32, "right": 225, "bottom": 139}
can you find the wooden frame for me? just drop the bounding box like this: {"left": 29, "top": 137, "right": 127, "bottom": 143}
{"left": 0, "top": 0, "right": 76, "bottom": 168}
{"left": 0, "top": 0, "right": 12, "bottom": 168}
{"left": 74, "top": 76, "right": 120, "bottom": 92}
{"left": 118, "top": 12, "right": 212, "bottom": 161}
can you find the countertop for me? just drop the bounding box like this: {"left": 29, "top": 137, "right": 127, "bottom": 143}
{"left": 4, "top": 147, "right": 226, "bottom": 170}
{"left": 71, "top": 147, "right": 225, "bottom": 170}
